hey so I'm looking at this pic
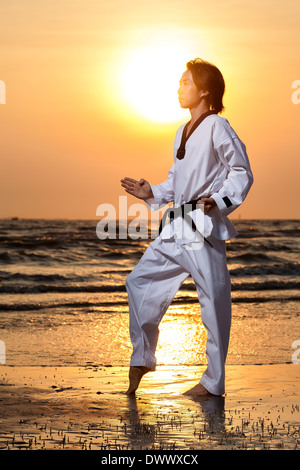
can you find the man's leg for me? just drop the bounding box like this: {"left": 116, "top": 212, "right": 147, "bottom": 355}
{"left": 181, "top": 235, "right": 231, "bottom": 396}
{"left": 125, "top": 237, "right": 189, "bottom": 393}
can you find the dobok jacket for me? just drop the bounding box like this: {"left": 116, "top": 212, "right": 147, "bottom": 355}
{"left": 145, "top": 113, "right": 253, "bottom": 243}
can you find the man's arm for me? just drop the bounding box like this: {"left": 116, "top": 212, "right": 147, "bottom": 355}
{"left": 209, "top": 133, "right": 253, "bottom": 217}
{"left": 121, "top": 164, "right": 175, "bottom": 211}
{"left": 120, "top": 177, "right": 154, "bottom": 200}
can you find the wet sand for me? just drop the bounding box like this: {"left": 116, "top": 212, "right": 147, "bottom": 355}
{"left": 0, "top": 364, "right": 299, "bottom": 450}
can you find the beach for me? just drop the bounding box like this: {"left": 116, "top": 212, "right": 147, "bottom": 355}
{"left": 0, "top": 363, "right": 299, "bottom": 451}
{"left": 0, "top": 218, "right": 299, "bottom": 451}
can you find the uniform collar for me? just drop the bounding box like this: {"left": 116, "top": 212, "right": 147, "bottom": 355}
{"left": 176, "top": 110, "right": 218, "bottom": 160}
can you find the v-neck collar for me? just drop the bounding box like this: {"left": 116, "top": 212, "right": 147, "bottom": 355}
{"left": 176, "top": 110, "right": 218, "bottom": 160}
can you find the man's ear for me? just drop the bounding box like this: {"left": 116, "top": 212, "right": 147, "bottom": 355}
{"left": 199, "top": 90, "right": 210, "bottom": 98}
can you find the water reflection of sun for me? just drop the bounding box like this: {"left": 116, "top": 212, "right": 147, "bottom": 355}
{"left": 156, "top": 304, "right": 207, "bottom": 366}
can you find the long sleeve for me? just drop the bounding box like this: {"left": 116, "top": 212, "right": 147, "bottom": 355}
{"left": 144, "top": 163, "right": 175, "bottom": 211}
{"left": 210, "top": 132, "right": 253, "bottom": 217}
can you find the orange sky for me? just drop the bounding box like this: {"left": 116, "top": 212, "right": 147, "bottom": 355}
{"left": 0, "top": 0, "right": 299, "bottom": 219}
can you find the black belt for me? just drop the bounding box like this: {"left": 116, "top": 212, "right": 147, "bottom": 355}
{"left": 158, "top": 199, "right": 213, "bottom": 247}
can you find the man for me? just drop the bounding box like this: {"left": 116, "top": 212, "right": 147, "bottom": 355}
{"left": 120, "top": 58, "right": 253, "bottom": 396}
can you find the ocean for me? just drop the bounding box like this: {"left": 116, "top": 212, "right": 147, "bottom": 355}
{"left": 0, "top": 218, "right": 299, "bottom": 367}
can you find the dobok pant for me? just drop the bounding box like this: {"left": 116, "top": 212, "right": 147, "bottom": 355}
{"left": 125, "top": 233, "right": 231, "bottom": 395}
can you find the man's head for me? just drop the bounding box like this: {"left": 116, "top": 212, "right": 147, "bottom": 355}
{"left": 178, "top": 58, "right": 225, "bottom": 113}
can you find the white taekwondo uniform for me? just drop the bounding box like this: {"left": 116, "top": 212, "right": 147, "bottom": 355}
{"left": 126, "top": 112, "right": 253, "bottom": 395}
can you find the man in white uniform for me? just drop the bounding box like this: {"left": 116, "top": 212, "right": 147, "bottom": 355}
{"left": 121, "top": 58, "right": 253, "bottom": 396}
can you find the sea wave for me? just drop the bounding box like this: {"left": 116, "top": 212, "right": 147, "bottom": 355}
{"left": 230, "top": 261, "right": 300, "bottom": 276}
{"left": 0, "top": 278, "right": 300, "bottom": 295}
{"left": 0, "top": 294, "right": 299, "bottom": 312}
{"left": 228, "top": 252, "right": 284, "bottom": 263}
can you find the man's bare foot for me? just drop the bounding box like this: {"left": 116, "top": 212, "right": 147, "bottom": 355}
{"left": 183, "top": 383, "right": 216, "bottom": 397}
{"left": 125, "top": 366, "right": 152, "bottom": 395}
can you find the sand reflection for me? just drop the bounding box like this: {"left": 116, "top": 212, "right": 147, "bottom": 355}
{"left": 123, "top": 391, "right": 226, "bottom": 449}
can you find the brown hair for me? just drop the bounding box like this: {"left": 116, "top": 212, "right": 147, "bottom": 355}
{"left": 186, "top": 58, "right": 225, "bottom": 113}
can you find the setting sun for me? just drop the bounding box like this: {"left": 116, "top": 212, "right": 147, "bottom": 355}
{"left": 120, "top": 39, "right": 195, "bottom": 123}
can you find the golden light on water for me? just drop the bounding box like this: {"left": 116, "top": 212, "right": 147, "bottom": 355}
{"left": 156, "top": 305, "right": 207, "bottom": 365}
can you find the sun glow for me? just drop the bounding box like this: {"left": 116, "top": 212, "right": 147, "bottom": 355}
{"left": 120, "top": 39, "right": 196, "bottom": 123}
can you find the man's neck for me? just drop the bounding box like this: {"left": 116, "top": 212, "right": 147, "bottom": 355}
{"left": 189, "top": 102, "right": 210, "bottom": 125}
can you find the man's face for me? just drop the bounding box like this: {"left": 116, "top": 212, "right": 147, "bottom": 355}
{"left": 178, "top": 69, "right": 206, "bottom": 109}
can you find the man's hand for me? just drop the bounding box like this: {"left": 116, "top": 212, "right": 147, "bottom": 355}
{"left": 197, "top": 197, "right": 217, "bottom": 214}
{"left": 120, "top": 177, "right": 154, "bottom": 201}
